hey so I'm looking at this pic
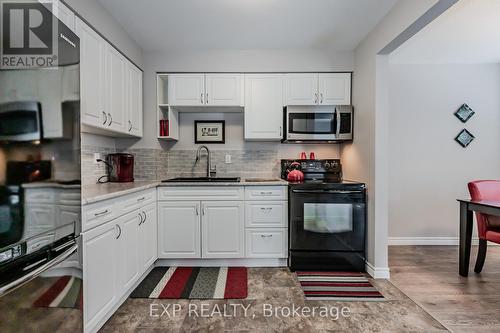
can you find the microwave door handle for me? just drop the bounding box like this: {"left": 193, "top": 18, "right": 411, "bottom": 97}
{"left": 336, "top": 108, "right": 341, "bottom": 137}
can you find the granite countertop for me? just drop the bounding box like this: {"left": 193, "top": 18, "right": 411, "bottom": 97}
{"left": 22, "top": 182, "right": 81, "bottom": 189}
{"left": 82, "top": 178, "right": 288, "bottom": 205}
{"left": 82, "top": 181, "right": 159, "bottom": 205}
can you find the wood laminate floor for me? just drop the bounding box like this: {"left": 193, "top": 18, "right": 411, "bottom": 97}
{"left": 389, "top": 245, "right": 500, "bottom": 333}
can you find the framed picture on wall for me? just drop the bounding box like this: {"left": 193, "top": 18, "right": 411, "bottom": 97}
{"left": 194, "top": 120, "right": 225, "bottom": 144}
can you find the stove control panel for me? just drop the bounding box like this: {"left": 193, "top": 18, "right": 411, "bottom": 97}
{"left": 280, "top": 159, "right": 342, "bottom": 180}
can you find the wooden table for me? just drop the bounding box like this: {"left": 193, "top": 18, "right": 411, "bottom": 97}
{"left": 458, "top": 199, "right": 500, "bottom": 276}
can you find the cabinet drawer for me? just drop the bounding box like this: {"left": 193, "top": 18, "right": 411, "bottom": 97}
{"left": 59, "top": 190, "right": 81, "bottom": 205}
{"left": 245, "top": 201, "right": 287, "bottom": 228}
{"left": 116, "top": 189, "right": 156, "bottom": 215}
{"left": 158, "top": 186, "right": 244, "bottom": 201}
{"left": 24, "top": 189, "right": 55, "bottom": 203}
{"left": 244, "top": 186, "right": 287, "bottom": 201}
{"left": 83, "top": 200, "right": 116, "bottom": 232}
{"left": 245, "top": 228, "right": 287, "bottom": 258}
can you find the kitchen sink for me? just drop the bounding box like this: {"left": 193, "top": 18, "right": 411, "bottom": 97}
{"left": 162, "top": 177, "right": 241, "bottom": 183}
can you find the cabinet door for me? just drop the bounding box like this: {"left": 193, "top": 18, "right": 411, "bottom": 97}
{"left": 158, "top": 201, "right": 201, "bottom": 258}
{"left": 83, "top": 221, "right": 119, "bottom": 333}
{"left": 205, "top": 74, "right": 243, "bottom": 106}
{"left": 138, "top": 203, "right": 157, "bottom": 273}
{"left": 76, "top": 19, "right": 107, "bottom": 128}
{"left": 244, "top": 74, "right": 285, "bottom": 140}
{"left": 106, "top": 46, "right": 127, "bottom": 132}
{"left": 37, "top": 68, "right": 63, "bottom": 138}
{"left": 202, "top": 201, "right": 244, "bottom": 258}
{"left": 127, "top": 63, "right": 143, "bottom": 137}
{"left": 168, "top": 74, "right": 205, "bottom": 106}
{"left": 285, "top": 73, "right": 318, "bottom": 105}
{"left": 117, "top": 211, "right": 140, "bottom": 293}
{"left": 318, "top": 73, "right": 351, "bottom": 105}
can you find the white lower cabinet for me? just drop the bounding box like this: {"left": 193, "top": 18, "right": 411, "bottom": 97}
{"left": 83, "top": 191, "right": 158, "bottom": 333}
{"left": 202, "top": 201, "right": 244, "bottom": 258}
{"left": 245, "top": 228, "right": 287, "bottom": 258}
{"left": 138, "top": 203, "right": 157, "bottom": 271}
{"left": 158, "top": 201, "right": 201, "bottom": 258}
{"left": 83, "top": 220, "right": 119, "bottom": 333}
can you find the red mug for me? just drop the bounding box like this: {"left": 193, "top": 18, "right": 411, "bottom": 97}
{"left": 309, "top": 152, "right": 315, "bottom": 160}
{"left": 300, "top": 152, "right": 307, "bottom": 160}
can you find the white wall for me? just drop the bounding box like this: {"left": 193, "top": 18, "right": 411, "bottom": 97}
{"left": 115, "top": 48, "right": 354, "bottom": 159}
{"left": 63, "top": 0, "right": 143, "bottom": 67}
{"left": 388, "top": 63, "right": 500, "bottom": 241}
{"left": 340, "top": 0, "right": 438, "bottom": 277}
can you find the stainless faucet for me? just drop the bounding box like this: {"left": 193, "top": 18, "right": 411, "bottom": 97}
{"left": 195, "top": 145, "right": 216, "bottom": 178}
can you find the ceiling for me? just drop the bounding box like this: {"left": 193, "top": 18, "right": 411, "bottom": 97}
{"left": 390, "top": 0, "right": 500, "bottom": 63}
{"left": 98, "top": 0, "right": 398, "bottom": 52}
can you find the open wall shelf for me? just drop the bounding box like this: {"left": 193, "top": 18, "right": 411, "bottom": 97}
{"left": 156, "top": 74, "right": 179, "bottom": 140}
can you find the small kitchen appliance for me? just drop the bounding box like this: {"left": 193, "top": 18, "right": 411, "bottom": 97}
{"left": 107, "top": 153, "right": 134, "bottom": 182}
{"left": 281, "top": 159, "right": 366, "bottom": 271}
{"left": 286, "top": 162, "right": 304, "bottom": 182}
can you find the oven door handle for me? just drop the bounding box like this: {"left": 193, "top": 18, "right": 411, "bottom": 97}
{"left": 0, "top": 242, "right": 77, "bottom": 297}
{"left": 336, "top": 108, "right": 341, "bottom": 137}
{"left": 291, "top": 189, "right": 362, "bottom": 194}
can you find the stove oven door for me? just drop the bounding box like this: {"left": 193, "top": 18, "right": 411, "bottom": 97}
{"left": 289, "top": 188, "right": 366, "bottom": 252}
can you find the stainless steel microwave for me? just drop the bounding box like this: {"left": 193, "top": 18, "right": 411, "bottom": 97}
{"left": 0, "top": 102, "right": 42, "bottom": 142}
{"left": 283, "top": 105, "right": 353, "bottom": 143}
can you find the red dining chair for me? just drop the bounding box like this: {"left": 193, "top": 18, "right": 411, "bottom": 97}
{"left": 468, "top": 180, "right": 500, "bottom": 273}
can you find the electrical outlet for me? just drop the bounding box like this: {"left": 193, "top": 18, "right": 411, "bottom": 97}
{"left": 94, "top": 153, "right": 101, "bottom": 164}
{"left": 225, "top": 154, "right": 232, "bottom": 164}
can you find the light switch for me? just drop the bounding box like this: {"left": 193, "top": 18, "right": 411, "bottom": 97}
{"left": 225, "top": 154, "right": 232, "bottom": 164}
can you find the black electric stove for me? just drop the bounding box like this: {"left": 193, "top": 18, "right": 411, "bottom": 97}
{"left": 281, "top": 159, "right": 366, "bottom": 271}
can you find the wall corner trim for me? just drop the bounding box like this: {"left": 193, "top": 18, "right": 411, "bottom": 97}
{"left": 365, "top": 261, "right": 390, "bottom": 279}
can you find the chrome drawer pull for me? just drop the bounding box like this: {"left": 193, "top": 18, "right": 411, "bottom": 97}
{"left": 116, "top": 224, "right": 122, "bottom": 239}
{"left": 94, "top": 209, "right": 109, "bottom": 217}
{"left": 137, "top": 197, "right": 146, "bottom": 202}
{"left": 260, "top": 234, "right": 273, "bottom": 238}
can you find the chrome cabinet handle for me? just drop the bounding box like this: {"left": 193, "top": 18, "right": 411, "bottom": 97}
{"left": 206, "top": 93, "right": 208, "bottom": 104}
{"left": 137, "top": 197, "right": 146, "bottom": 202}
{"left": 138, "top": 212, "right": 144, "bottom": 225}
{"left": 115, "top": 224, "right": 121, "bottom": 239}
{"left": 142, "top": 211, "right": 146, "bottom": 223}
{"left": 202, "top": 205, "right": 206, "bottom": 216}
{"left": 94, "top": 209, "right": 109, "bottom": 217}
{"left": 260, "top": 234, "right": 273, "bottom": 238}
{"left": 128, "top": 120, "right": 132, "bottom": 132}
{"left": 314, "top": 92, "right": 318, "bottom": 104}
{"left": 279, "top": 126, "right": 282, "bottom": 137}
{"left": 260, "top": 207, "right": 273, "bottom": 212}
{"left": 320, "top": 93, "right": 324, "bottom": 104}
{"left": 200, "top": 93, "right": 204, "bottom": 104}
{"left": 107, "top": 113, "right": 112, "bottom": 126}
{"left": 196, "top": 205, "right": 199, "bottom": 216}
{"left": 260, "top": 191, "right": 273, "bottom": 195}
{"left": 102, "top": 111, "right": 107, "bottom": 125}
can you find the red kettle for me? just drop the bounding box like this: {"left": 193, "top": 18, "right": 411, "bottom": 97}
{"left": 287, "top": 162, "right": 304, "bottom": 182}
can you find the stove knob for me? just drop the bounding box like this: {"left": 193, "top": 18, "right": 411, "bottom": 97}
{"left": 324, "top": 162, "right": 331, "bottom": 170}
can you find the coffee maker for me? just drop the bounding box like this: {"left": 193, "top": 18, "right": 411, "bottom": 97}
{"left": 107, "top": 153, "right": 134, "bottom": 182}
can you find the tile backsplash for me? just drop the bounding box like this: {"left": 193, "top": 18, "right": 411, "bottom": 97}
{"left": 81, "top": 147, "right": 289, "bottom": 184}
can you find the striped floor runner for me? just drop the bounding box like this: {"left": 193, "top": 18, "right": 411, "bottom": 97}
{"left": 130, "top": 267, "right": 247, "bottom": 299}
{"left": 297, "top": 272, "right": 385, "bottom": 301}
{"left": 33, "top": 276, "right": 83, "bottom": 309}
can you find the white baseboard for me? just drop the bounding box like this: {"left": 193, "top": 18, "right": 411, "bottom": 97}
{"left": 388, "top": 237, "right": 500, "bottom": 246}
{"left": 365, "top": 261, "right": 390, "bottom": 279}
{"left": 156, "top": 258, "right": 288, "bottom": 267}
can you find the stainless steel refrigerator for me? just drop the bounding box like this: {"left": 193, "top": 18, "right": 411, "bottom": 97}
{"left": 0, "top": 7, "right": 82, "bottom": 332}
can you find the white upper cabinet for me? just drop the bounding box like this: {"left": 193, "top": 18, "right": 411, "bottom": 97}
{"left": 202, "top": 201, "right": 244, "bottom": 258}
{"left": 168, "top": 74, "right": 243, "bottom": 106}
{"left": 285, "top": 73, "right": 351, "bottom": 106}
{"left": 244, "top": 74, "right": 285, "bottom": 141}
{"left": 76, "top": 17, "right": 143, "bottom": 137}
{"left": 76, "top": 18, "right": 107, "bottom": 128}
{"left": 318, "top": 73, "right": 351, "bottom": 105}
{"left": 168, "top": 74, "right": 205, "bottom": 106}
{"left": 127, "top": 63, "right": 143, "bottom": 136}
{"left": 106, "top": 46, "right": 127, "bottom": 133}
{"left": 205, "top": 74, "right": 243, "bottom": 106}
{"left": 285, "top": 73, "right": 318, "bottom": 105}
